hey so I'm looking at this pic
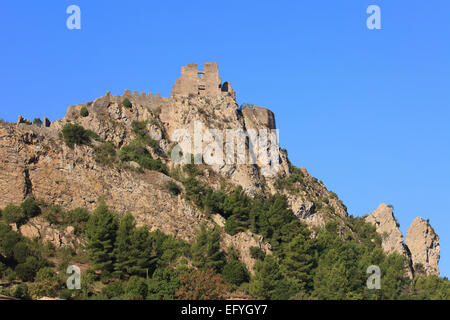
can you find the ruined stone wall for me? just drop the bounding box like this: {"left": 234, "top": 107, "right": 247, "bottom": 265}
{"left": 171, "top": 63, "right": 199, "bottom": 97}
{"left": 202, "top": 62, "right": 221, "bottom": 96}
{"left": 171, "top": 62, "right": 234, "bottom": 98}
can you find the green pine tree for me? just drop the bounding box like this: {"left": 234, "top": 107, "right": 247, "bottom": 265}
{"left": 280, "top": 233, "right": 315, "bottom": 292}
{"left": 114, "top": 213, "right": 136, "bottom": 277}
{"left": 86, "top": 200, "right": 118, "bottom": 272}
{"left": 249, "top": 255, "right": 283, "bottom": 299}
{"left": 191, "top": 223, "right": 225, "bottom": 273}
{"left": 223, "top": 186, "right": 251, "bottom": 234}
{"left": 128, "top": 226, "right": 155, "bottom": 276}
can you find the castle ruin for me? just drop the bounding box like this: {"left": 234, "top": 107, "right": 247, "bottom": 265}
{"left": 171, "top": 62, "right": 235, "bottom": 99}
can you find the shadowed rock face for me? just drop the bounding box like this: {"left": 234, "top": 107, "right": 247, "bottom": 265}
{"left": 365, "top": 203, "right": 440, "bottom": 277}
{"left": 406, "top": 217, "right": 440, "bottom": 276}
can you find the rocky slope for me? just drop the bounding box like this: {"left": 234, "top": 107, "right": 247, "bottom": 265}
{"left": 0, "top": 64, "right": 441, "bottom": 275}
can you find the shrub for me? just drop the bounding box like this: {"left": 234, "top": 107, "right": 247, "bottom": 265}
{"left": 85, "top": 129, "right": 102, "bottom": 142}
{"left": 95, "top": 142, "right": 118, "bottom": 166}
{"left": 13, "top": 242, "right": 30, "bottom": 264}
{"left": 120, "top": 140, "right": 168, "bottom": 174}
{"left": 0, "top": 223, "right": 22, "bottom": 258}
{"left": 21, "top": 198, "right": 41, "bottom": 219}
{"left": 239, "top": 103, "right": 255, "bottom": 111}
{"left": 80, "top": 106, "right": 89, "bottom": 117}
{"left": 131, "top": 121, "right": 162, "bottom": 153}
{"left": 122, "top": 98, "right": 132, "bottom": 109}
{"left": 146, "top": 266, "right": 188, "bottom": 300}
{"left": 15, "top": 256, "right": 40, "bottom": 282}
{"left": 28, "top": 267, "right": 62, "bottom": 298}
{"left": 125, "top": 276, "right": 148, "bottom": 300}
{"left": 131, "top": 121, "right": 148, "bottom": 138}
{"left": 249, "top": 246, "right": 266, "bottom": 260}
{"left": 222, "top": 260, "right": 249, "bottom": 286}
{"left": 33, "top": 118, "right": 43, "bottom": 126}
{"left": 175, "top": 269, "right": 230, "bottom": 300}
{"left": 65, "top": 208, "right": 90, "bottom": 234}
{"left": 225, "top": 216, "right": 239, "bottom": 235}
{"left": 102, "top": 281, "right": 124, "bottom": 299}
{"left": 2, "top": 205, "right": 25, "bottom": 225}
{"left": 62, "top": 123, "right": 90, "bottom": 148}
{"left": 167, "top": 181, "right": 181, "bottom": 196}
{"left": 11, "top": 284, "right": 30, "bottom": 299}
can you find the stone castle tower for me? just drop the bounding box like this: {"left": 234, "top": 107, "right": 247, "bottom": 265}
{"left": 171, "top": 62, "right": 235, "bottom": 99}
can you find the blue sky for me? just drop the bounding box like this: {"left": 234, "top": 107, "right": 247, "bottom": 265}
{"left": 0, "top": 1, "right": 449, "bottom": 278}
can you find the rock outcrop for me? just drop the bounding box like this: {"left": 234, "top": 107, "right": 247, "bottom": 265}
{"left": 365, "top": 203, "right": 409, "bottom": 256}
{"left": 12, "top": 217, "right": 79, "bottom": 249}
{"left": 365, "top": 203, "right": 440, "bottom": 277}
{"left": 405, "top": 217, "right": 440, "bottom": 276}
{"left": 212, "top": 214, "right": 272, "bottom": 273}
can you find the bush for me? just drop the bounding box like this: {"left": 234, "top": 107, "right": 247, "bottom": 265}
{"left": 28, "top": 267, "right": 62, "bottom": 298}
{"left": 102, "top": 281, "right": 124, "bottom": 299}
{"left": 15, "top": 256, "right": 40, "bottom": 282}
{"left": 80, "top": 106, "right": 89, "bottom": 117}
{"left": 175, "top": 269, "right": 230, "bottom": 300}
{"left": 147, "top": 267, "right": 188, "bottom": 300}
{"left": 249, "top": 246, "right": 266, "bottom": 261}
{"left": 225, "top": 216, "right": 239, "bottom": 235}
{"left": 222, "top": 260, "right": 249, "bottom": 286}
{"left": 131, "top": 121, "right": 162, "bottom": 153}
{"left": 120, "top": 140, "right": 168, "bottom": 174}
{"left": 239, "top": 103, "right": 255, "bottom": 111}
{"left": 13, "top": 242, "right": 30, "bottom": 264}
{"left": 2, "top": 205, "right": 25, "bottom": 225}
{"left": 95, "top": 142, "right": 118, "bottom": 166}
{"left": 11, "top": 284, "right": 30, "bottom": 299}
{"left": 65, "top": 208, "right": 90, "bottom": 234}
{"left": 122, "top": 98, "right": 132, "bottom": 109}
{"left": 33, "top": 118, "right": 43, "bottom": 126}
{"left": 62, "top": 123, "right": 90, "bottom": 148}
{"left": 85, "top": 129, "right": 102, "bottom": 142}
{"left": 0, "top": 223, "right": 22, "bottom": 258}
{"left": 125, "top": 276, "right": 148, "bottom": 300}
{"left": 167, "top": 181, "right": 181, "bottom": 196}
{"left": 21, "top": 198, "right": 41, "bottom": 219}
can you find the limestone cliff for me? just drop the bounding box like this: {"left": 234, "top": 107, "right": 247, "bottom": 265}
{"left": 365, "top": 203, "right": 408, "bottom": 256}
{"left": 365, "top": 203, "right": 440, "bottom": 276}
{"left": 405, "top": 217, "right": 440, "bottom": 276}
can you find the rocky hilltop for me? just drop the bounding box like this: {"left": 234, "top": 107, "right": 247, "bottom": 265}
{"left": 0, "top": 63, "right": 441, "bottom": 276}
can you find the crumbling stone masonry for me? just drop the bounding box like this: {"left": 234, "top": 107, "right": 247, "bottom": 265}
{"left": 171, "top": 62, "right": 235, "bottom": 99}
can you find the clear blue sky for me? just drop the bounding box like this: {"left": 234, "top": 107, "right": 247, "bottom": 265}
{"left": 1, "top": 1, "right": 449, "bottom": 278}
